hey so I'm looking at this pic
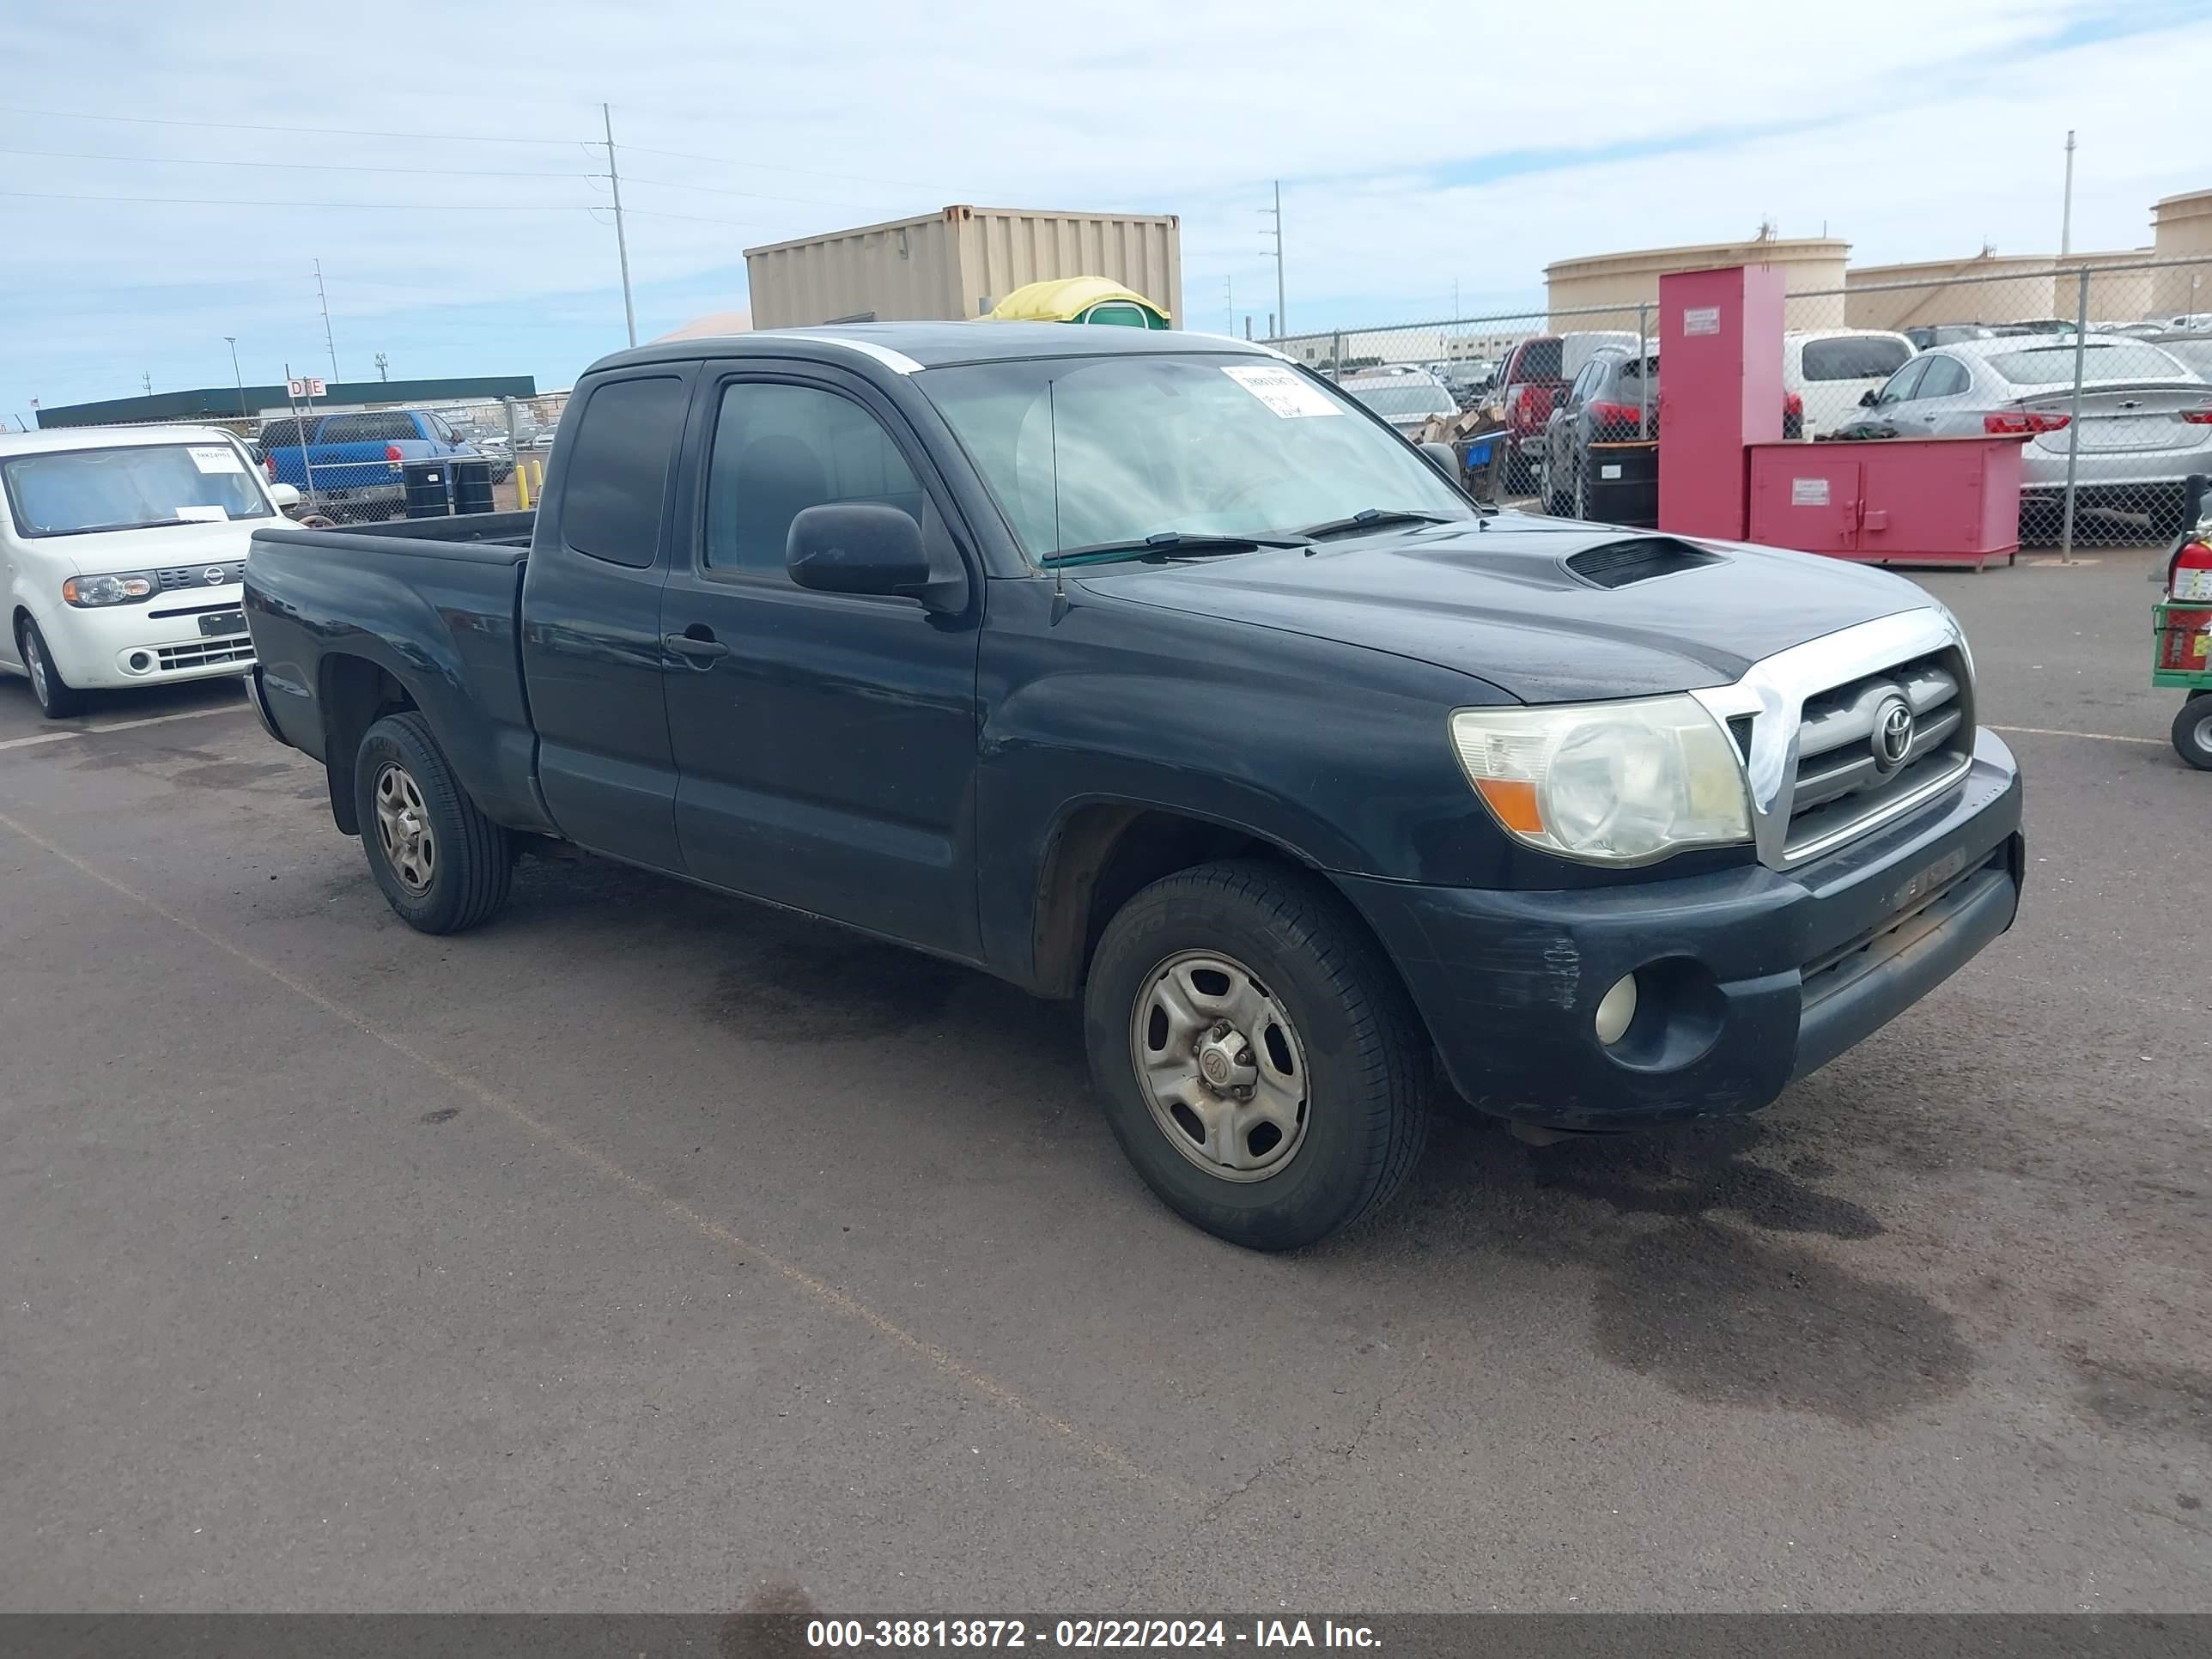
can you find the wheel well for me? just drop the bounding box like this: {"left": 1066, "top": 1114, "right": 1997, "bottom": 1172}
{"left": 321, "top": 654, "right": 416, "bottom": 836}
{"left": 1030, "top": 807, "right": 1320, "bottom": 998}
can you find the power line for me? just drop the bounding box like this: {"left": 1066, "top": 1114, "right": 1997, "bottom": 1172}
{"left": 0, "top": 103, "right": 576, "bottom": 146}
{"left": 614, "top": 171, "right": 904, "bottom": 212}
{"left": 617, "top": 142, "right": 960, "bottom": 195}
{"left": 0, "top": 143, "right": 589, "bottom": 179}
{"left": 0, "top": 187, "right": 590, "bottom": 210}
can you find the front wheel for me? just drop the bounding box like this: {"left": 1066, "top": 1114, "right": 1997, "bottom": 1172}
{"left": 354, "top": 711, "right": 514, "bottom": 932}
{"left": 1084, "top": 860, "right": 1430, "bottom": 1250}
{"left": 16, "top": 617, "right": 86, "bottom": 719}
{"left": 2174, "top": 699, "right": 2212, "bottom": 771}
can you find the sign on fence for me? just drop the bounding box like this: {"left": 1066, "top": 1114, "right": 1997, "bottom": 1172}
{"left": 286, "top": 377, "right": 326, "bottom": 398}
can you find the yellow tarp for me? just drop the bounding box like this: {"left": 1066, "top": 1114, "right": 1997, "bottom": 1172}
{"left": 986, "top": 276, "right": 1170, "bottom": 325}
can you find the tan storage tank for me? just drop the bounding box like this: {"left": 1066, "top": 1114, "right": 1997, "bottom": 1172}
{"left": 744, "top": 206, "right": 1181, "bottom": 330}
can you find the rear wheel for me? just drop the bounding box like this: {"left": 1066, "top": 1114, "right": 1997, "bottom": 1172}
{"left": 2173, "top": 699, "right": 2212, "bottom": 771}
{"left": 1573, "top": 459, "right": 1592, "bottom": 521}
{"left": 1083, "top": 860, "right": 1430, "bottom": 1251}
{"left": 354, "top": 712, "right": 513, "bottom": 932}
{"left": 15, "top": 617, "right": 85, "bottom": 720}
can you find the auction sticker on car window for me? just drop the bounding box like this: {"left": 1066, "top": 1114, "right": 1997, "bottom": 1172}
{"left": 174, "top": 505, "right": 230, "bottom": 521}
{"left": 188, "top": 446, "right": 247, "bottom": 474}
{"left": 1222, "top": 364, "right": 1341, "bottom": 418}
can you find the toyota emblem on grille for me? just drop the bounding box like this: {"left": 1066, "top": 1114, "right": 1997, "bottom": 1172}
{"left": 1873, "top": 696, "right": 1914, "bottom": 771}
{"left": 203, "top": 566, "right": 226, "bottom": 586}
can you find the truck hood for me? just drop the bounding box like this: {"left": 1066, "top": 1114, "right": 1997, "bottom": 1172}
{"left": 36, "top": 515, "right": 269, "bottom": 577}
{"left": 1073, "top": 515, "right": 1936, "bottom": 703}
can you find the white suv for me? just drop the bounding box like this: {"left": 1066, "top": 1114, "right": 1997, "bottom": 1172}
{"left": 0, "top": 424, "right": 299, "bottom": 718}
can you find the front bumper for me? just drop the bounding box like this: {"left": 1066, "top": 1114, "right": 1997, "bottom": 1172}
{"left": 31, "top": 591, "right": 254, "bottom": 690}
{"left": 1340, "top": 729, "right": 2023, "bottom": 1130}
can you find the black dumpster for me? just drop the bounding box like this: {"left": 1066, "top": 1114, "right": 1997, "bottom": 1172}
{"left": 402, "top": 459, "right": 451, "bottom": 518}
{"left": 450, "top": 457, "right": 495, "bottom": 517}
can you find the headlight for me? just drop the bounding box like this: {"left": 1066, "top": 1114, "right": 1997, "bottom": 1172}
{"left": 62, "top": 572, "right": 157, "bottom": 607}
{"left": 1450, "top": 694, "right": 1752, "bottom": 866}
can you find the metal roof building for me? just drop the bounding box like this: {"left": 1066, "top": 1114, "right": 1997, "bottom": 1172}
{"left": 35, "top": 374, "right": 538, "bottom": 429}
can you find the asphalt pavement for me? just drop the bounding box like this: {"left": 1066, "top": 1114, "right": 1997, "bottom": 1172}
{"left": 3, "top": 544, "right": 2207, "bottom": 1613}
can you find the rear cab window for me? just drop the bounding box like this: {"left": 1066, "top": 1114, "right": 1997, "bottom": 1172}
{"left": 1802, "top": 337, "right": 1913, "bottom": 381}
{"left": 558, "top": 376, "right": 690, "bottom": 568}
{"left": 1987, "top": 342, "right": 2188, "bottom": 386}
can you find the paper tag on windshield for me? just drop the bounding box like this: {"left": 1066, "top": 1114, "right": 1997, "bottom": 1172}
{"left": 175, "top": 504, "right": 230, "bottom": 522}
{"left": 1222, "top": 364, "right": 1341, "bottom": 418}
{"left": 188, "top": 445, "right": 246, "bottom": 474}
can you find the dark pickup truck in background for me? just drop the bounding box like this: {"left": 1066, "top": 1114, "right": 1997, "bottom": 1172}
{"left": 245, "top": 323, "right": 2024, "bottom": 1250}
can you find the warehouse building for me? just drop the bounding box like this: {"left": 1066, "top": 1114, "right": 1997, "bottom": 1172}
{"left": 34, "top": 374, "right": 539, "bottom": 434}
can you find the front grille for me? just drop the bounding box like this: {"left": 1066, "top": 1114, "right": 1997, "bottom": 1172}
{"left": 1783, "top": 649, "right": 1973, "bottom": 862}
{"left": 155, "top": 639, "right": 254, "bottom": 671}
{"left": 155, "top": 561, "right": 246, "bottom": 592}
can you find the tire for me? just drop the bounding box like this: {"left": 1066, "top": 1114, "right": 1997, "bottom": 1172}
{"left": 15, "top": 616, "right": 86, "bottom": 720}
{"left": 1573, "top": 460, "right": 1591, "bottom": 522}
{"left": 353, "top": 711, "right": 513, "bottom": 933}
{"left": 1083, "top": 860, "right": 1430, "bottom": 1251}
{"left": 2173, "top": 699, "right": 2212, "bottom": 772}
{"left": 1539, "top": 453, "right": 1568, "bottom": 517}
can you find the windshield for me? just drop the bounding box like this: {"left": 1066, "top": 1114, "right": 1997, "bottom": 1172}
{"left": 1987, "top": 341, "right": 2188, "bottom": 386}
{"left": 918, "top": 354, "right": 1474, "bottom": 562}
{"left": 1, "top": 441, "right": 272, "bottom": 538}
{"left": 1342, "top": 379, "right": 1456, "bottom": 420}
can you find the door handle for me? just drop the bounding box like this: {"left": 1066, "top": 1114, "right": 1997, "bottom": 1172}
{"left": 665, "top": 629, "right": 730, "bottom": 661}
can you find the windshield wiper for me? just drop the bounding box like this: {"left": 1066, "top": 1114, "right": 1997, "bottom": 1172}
{"left": 1041, "top": 531, "right": 1310, "bottom": 568}
{"left": 1294, "top": 507, "right": 1457, "bottom": 541}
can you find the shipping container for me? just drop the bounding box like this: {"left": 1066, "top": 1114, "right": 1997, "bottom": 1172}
{"left": 744, "top": 206, "right": 1182, "bottom": 331}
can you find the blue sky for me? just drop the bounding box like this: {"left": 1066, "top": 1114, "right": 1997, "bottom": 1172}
{"left": 3, "top": 0, "right": 2208, "bottom": 422}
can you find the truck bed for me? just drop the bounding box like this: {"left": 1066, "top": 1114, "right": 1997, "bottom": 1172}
{"left": 246, "top": 518, "right": 550, "bottom": 836}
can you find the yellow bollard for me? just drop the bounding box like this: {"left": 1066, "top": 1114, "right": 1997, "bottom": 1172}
{"left": 514, "top": 458, "right": 531, "bottom": 512}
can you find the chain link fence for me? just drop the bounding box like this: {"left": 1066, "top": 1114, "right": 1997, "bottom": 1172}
{"left": 1275, "top": 255, "right": 2212, "bottom": 554}
{"left": 252, "top": 392, "right": 568, "bottom": 526}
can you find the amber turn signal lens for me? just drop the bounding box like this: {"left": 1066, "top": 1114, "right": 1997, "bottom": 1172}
{"left": 1473, "top": 777, "right": 1545, "bottom": 835}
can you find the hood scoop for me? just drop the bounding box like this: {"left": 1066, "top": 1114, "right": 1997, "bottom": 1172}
{"left": 1565, "top": 537, "right": 1724, "bottom": 589}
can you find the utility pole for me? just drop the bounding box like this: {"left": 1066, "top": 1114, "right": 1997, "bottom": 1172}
{"left": 605, "top": 102, "right": 637, "bottom": 348}
{"left": 314, "top": 259, "right": 339, "bottom": 381}
{"left": 1224, "top": 274, "right": 1233, "bottom": 334}
{"left": 1261, "top": 179, "right": 1286, "bottom": 341}
{"left": 141, "top": 373, "right": 152, "bottom": 396}
{"left": 2059, "top": 129, "right": 2076, "bottom": 258}
{"left": 374, "top": 351, "right": 389, "bottom": 383}
{"left": 224, "top": 337, "right": 246, "bottom": 418}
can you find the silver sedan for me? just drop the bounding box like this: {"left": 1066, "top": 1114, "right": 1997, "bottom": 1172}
{"left": 1840, "top": 335, "right": 2212, "bottom": 536}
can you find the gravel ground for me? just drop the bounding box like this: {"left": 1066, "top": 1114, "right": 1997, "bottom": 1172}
{"left": 1, "top": 542, "right": 2206, "bottom": 1614}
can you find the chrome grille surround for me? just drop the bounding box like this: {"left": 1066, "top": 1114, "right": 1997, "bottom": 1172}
{"left": 1687, "top": 607, "right": 1975, "bottom": 872}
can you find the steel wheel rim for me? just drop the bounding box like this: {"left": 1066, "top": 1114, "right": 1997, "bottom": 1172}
{"left": 373, "top": 761, "right": 437, "bottom": 896}
{"left": 2195, "top": 713, "right": 2212, "bottom": 755}
{"left": 22, "top": 630, "right": 49, "bottom": 703}
{"left": 1129, "top": 949, "right": 1310, "bottom": 1183}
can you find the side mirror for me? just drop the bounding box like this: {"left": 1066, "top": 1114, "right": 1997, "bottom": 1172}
{"left": 268, "top": 483, "right": 301, "bottom": 508}
{"left": 1419, "top": 440, "right": 1462, "bottom": 481}
{"left": 787, "top": 502, "right": 939, "bottom": 605}
{"left": 1859, "top": 387, "right": 1881, "bottom": 407}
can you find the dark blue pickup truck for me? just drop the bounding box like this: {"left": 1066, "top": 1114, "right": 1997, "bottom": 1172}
{"left": 256, "top": 407, "right": 474, "bottom": 515}
{"left": 243, "top": 323, "right": 2024, "bottom": 1249}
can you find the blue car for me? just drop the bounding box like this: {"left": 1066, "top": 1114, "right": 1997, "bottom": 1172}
{"left": 256, "top": 409, "right": 475, "bottom": 518}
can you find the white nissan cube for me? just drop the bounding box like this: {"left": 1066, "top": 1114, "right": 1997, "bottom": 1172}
{"left": 0, "top": 424, "right": 301, "bottom": 719}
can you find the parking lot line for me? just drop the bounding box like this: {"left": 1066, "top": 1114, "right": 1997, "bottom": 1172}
{"left": 0, "top": 700, "right": 250, "bottom": 752}
{"left": 0, "top": 802, "right": 1193, "bottom": 1510}
{"left": 1987, "top": 723, "right": 2167, "bottom": 747}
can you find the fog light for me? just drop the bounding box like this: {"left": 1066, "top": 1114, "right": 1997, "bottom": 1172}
{"left": 1594, "top": 973, "right": 1639, "bottom": 1046}
{"left": 127, "top": 652, "right": 151, "bottom": 672}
